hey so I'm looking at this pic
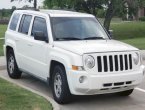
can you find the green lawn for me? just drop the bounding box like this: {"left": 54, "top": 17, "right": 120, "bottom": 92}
{"left": 0, "top": 39, "right": 4, "bottom": 56}
{"left": 110, "top": 21, "right": 145, "bottom": 50}
{"left": 120, "top": 37, "right": 145, "bottom": 50}
{"left": 0, "top": 25, "right": 7, "bottom": 38}
{"left": 0, "top": 25, "right": 6, "bottom": 56}
{"left": 0, "top": 78, "right": 52, "bottom": 110}
{"left": 111, "top": 21, "right": 145, "bottom": 40}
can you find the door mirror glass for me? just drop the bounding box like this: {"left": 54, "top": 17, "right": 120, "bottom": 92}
{"left": 34, "top": 31, "right": 48, "bottom": 42}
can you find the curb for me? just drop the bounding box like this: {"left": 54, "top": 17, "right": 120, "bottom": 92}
{"left": 0, "top": 71, "right": 60, "bottom": 110}
{"left": 0, "top": 65, "right": 6, "bottom": 70}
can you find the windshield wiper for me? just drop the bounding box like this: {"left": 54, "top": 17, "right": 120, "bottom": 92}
{"left": 56, "top": 37, "right": 82, "bottom": 41}
{"left": 83, "top": 37, "right": 105, "bottom": 40}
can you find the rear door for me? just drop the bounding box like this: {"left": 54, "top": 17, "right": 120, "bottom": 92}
{"left": 14, "top": 14, "right": 33, "bottom": 70}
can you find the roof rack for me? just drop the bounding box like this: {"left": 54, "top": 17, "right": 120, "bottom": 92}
{"left": 17, "top": 7, "right": 39, "bottom": 11}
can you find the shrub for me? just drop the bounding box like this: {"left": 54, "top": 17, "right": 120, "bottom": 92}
{"left": 97, "top": 9, "right": 105, "bottom": 18}
{"left": 139, "top": 16, "right": 145, "bottom": 21}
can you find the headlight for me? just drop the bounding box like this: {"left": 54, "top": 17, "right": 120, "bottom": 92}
{"left": 133, "top": 52, "right": 139, "bottom": 65}
{"left": 85, "top": 55, "right": 95, "bottom": 69}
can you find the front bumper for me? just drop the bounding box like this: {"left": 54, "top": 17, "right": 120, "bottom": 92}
{"left": 67, "top": 65, "right": 145, "bottom": 95}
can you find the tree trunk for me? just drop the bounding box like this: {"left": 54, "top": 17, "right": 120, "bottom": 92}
{"left": 34, "top": 0, "right": 37, "bottom": 9}
{"left": 104, "top": 1, "right": 115, "bottom": 31}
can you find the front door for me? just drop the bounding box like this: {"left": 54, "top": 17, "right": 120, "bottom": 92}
{"left": 25, "top": 16, "right": 49, "bottom": 79}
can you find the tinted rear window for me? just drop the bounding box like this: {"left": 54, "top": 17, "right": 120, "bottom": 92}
{"left": 9, "top": 13, "right": 20, "bottom": 31}
{"left": 18, "top": 15, "right": 32, "bottom": 35}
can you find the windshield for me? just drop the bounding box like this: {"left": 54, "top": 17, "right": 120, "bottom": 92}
{"left": 51, "top": 17, "right": 109, "bottom": 41}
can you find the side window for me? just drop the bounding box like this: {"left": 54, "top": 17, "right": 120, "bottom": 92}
{"left": 18, "top": 15, "right": 32, "bottom": 34}
{"left": 31, "top": 17, "right": 48, "bottom": 38}
{"left": 9, "top": 13, "right": 20, "bottom": 31}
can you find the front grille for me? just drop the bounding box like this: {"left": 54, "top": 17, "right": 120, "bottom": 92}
{"left": 97, "top": 54, "right": 133, "bottom": 72}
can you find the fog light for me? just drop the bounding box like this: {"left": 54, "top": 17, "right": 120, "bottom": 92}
{"left": 79, "top": 76, "right": 86, "bottom": 83}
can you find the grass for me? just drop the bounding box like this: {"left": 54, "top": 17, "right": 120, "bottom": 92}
{"left": 111, "top": 21, "right": 145, "bottom": 40}
{"left": 0, "top": 24, "right": 6, "bottom": 56}
{"left": 0, "top": 78, "right": 53, "bottom": 110}
{"left": 98, "top": 17, "right": 122, "bottom": 24}
{"left": 110, "top": 21, "right": 145, "bottom": 50}
{"left": 0, "top": 39, "right": 4, "bottom": 56}
{"left": 0, "top": 25, "right": 7, "bottom": 38}
{"left": 120, "top": 37, "right": 145, "bottom": 50}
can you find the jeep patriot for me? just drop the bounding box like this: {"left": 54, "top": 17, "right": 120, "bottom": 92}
{"left": 3, "top": 10, "right": 145, "bottom": 104}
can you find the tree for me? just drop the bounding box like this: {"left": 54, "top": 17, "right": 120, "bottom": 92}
{"left": 11, "top": 0, "right": 37, "bottom": 9}
{"left": 1, "top": 9, "right": 6, "bottom": 19}
{"left": 103, "top": 0, "right": 126, "bottom": 31}
{"left": 11, "top": 6, "right": 16, "bottom": 13}
{"left": 43, "top": 0, "right": 145, "bottom": 31}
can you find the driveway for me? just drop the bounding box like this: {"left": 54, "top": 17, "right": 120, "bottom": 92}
{"left": 0, "top": 59, "right": 145, "bottom": 110}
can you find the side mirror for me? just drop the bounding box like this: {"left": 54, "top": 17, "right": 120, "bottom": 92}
{"left": 108, "top": 30, "right": 113, "bottom": 39}
{"left": 34, "top": 31, "right": 48, "bottom": 43}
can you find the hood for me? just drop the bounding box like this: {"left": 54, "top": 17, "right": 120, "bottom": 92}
{"left": 53, "top": 40, "right": 138, "bottom": 55}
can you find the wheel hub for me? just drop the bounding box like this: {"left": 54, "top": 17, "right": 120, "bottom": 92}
{"left": 8, "top": 55, "right": 15, "bottom": 74}
{"left": 54, "top": 73, "right": 62, "bottom": 98}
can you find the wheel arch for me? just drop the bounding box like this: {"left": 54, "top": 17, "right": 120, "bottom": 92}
{"left": 6, "top": 46, "right": 14, "bottom": 57}
{"left": 49, "top": 60, "right": 67, "bottom": 84}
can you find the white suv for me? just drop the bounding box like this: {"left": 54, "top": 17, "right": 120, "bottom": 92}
{"left": 4, "top": 10, "right": 145, "bottom": 104}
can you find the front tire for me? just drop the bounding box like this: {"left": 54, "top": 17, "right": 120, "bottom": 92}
{"left": 52, "top": 65, "right": 71, "bottom": 104}
{"left": 7, "top": 49, "right": 22, "bottom": 79}
{"left": 117, "top": 89, "right": 134, "bottom": 96}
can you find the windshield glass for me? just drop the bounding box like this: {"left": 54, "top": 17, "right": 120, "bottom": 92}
{"left": 51, "top": 17, "right": 109, "bottom": 41}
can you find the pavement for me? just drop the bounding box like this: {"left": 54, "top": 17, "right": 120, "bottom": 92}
{"left": 0, "top": 57, "right": 6, "bottom": 70}
{"left": 0, "top": 52, "right": 145, "bottom": 110}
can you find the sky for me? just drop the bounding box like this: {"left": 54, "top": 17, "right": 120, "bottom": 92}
{"left": 0, "top": 0, "right": 44, "bottom": 9}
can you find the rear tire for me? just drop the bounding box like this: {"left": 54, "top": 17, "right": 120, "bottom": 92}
{"left": 117, "top": 89, "right": 134, "bottom": 96}
{"left": 52, "top": 65, "right": 71, "bottom": 104}
{"left": 7, "top": 49, "right": 22, "bottom": 79}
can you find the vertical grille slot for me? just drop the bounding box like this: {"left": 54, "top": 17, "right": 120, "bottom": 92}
{"left": 120, "top": 55, "right": 123, "bottom": 71}
{"left": 103, "top": 56, "right": 108, "bottom": 72}
{"left": 109, "top": 56, "right": 113, "bottom": 72}
{"left": 124, "top": 55, "right": 128, "bottom": 70}
{"left": 97, "top": 56, "right": 102, "bottom": 72}
{"left": 96, "top": 53, "right": 133, "bottom": 73}
{"left": 129, "top": 54, "right": 132, "bottom": 69}
{"left": 114, "top": 55, "right": 119, "bottom": 71}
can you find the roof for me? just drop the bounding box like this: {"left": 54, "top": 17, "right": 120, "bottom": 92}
{"left": 15, "top": 9, "right": 94, "bottom": 17}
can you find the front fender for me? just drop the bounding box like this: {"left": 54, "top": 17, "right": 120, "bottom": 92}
{"left": 47, "top": 47, "right": 83, "bottom": 77}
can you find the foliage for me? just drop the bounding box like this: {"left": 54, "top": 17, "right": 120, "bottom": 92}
{"left": 11, "top": 0, "right": 37, "bottom": 9}
{"left": 0, "top": 78, "right": 53, "bottom": 110}
{"left": 43, "top": 0, "right": 145, "bottom": 31}
{"left": 0, "top": 9, "right": 11, "bottom": 18}
{"left": 97, "top": 9, "right": 105, "bottom": 18}
{"left": 139, "top": 16, "right": 145, "bottom": 21}
{"left": 0, "top": 6, "right": 16, "bottom": 19}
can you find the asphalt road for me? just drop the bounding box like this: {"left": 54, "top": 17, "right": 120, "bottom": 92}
{"left": 0, "top": 61, "right": 145, "bottom": 110}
